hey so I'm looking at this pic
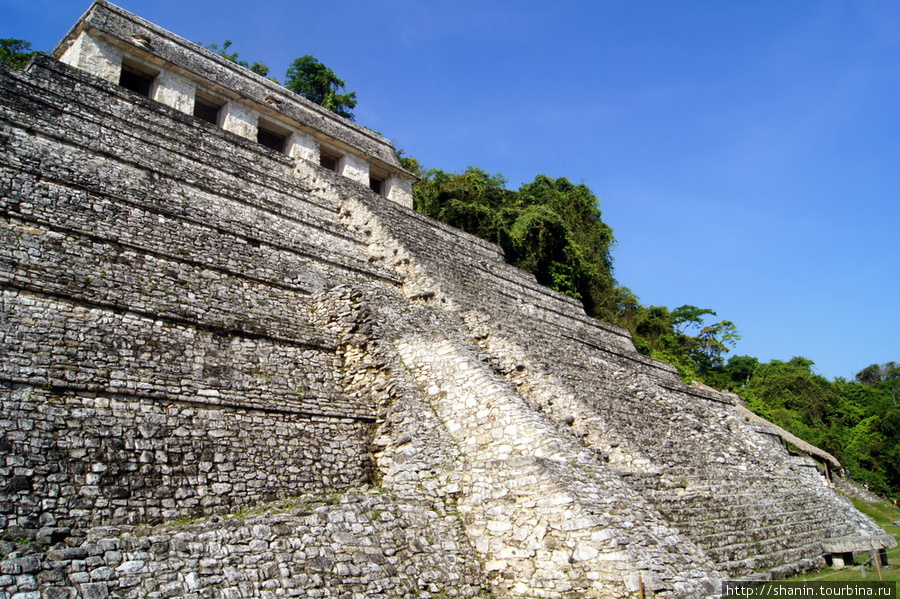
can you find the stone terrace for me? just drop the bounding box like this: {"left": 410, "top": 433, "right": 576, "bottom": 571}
{"left": 0, "top": 5, "right": 895, "bottom": 597}
{"left": 341, "top": 152, "right": 896, "bottom": 582}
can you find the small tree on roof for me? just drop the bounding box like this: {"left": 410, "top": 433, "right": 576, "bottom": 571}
{"left": 284, "top": 55, "right": 357, "bottom": 121}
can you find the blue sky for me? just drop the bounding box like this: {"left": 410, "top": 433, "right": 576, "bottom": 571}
{"left": 3, "top": 0, "right": 898, "bottom": 381}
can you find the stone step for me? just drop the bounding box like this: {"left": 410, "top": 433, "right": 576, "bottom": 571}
{"left": 656, "top": 495, "right": 828, "bottom": 524}
{"left": 356, "top": 185, "right": 508, "bottom": 263}
{"left": 360, "top": 190, "right": 639, "bottom": 358}
{"left": 664, "top": 472, "right": 820, "bottom": 489}
{"left": 718, "top": 544, "right": 828, "bottom": 578}
{"left": 674, "top": 507, "right": 837, "bottom": 538}
{"left": 0, "top": 161, "right": 398, "bottom": 294}
{"left": 706, "top": 532, "right": 818, "bottom": 566}
{"left": 0, "top": 221, "right": 333, "bottom": 346}
{"left": 7, "top": 60, "right": 341, "bottom": 220}
{"left": 396, "top": 334, "right": 719, "bottom": 597}
{"left": 0, "top": 67, "right": 383, "bottom": 274}
{"left": 0, "top": 289, "right": 368, "bottom": 420}
{"left": 693, "top": 514, "right": 840, "bottom": 550}
{"left": 0, "top": 90, "right": 403, "bottom": 297}
{"left": 701, "top": 525, "right": 845, "bottom": 564}
{"left": 650, "top": 481, "right": 830, "bottom": 507}
{"left": 662, "top": 509, "right": 836, "bottom": 540}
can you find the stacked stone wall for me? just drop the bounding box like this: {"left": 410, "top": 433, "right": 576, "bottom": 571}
{"left": 0, "top": 44, "right": 895, "bottom": 599}
{"left": 1, "top": 59, "right": 394, "bottom": 284}
{"left": 1, "top": 385, "right": 367, "bottom": 532}
{"left": 0, "top": 57, "right": 386, "bottom": 541}
{"left": 0, "top": 492, "right": 485, "bottom": 599}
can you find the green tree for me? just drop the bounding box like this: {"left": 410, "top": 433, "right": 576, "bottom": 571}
{"left": 671, "top": 305, "right": 717, "bottom": 335}
{"left": 736, "top": 357, "right": 900, "bottom": 494}
{"left": 721, "top": 355, "right": 759, "bottom": 387}
{"left": 856, "top": 362, "right": 900, "bottom": 405}
{"left": 515, "top": 175, "right": 615, "bottom": 315}
{"left": 413, "top": 168, "right": 618, "bottom": 316}
{"left": 607, "top": 286, "right": 643, "bottom": 333}
{"left": 413, "top": 167, "right": 513, "bottom": 246}
{"left": 205, "top": 40, "right": 272, "bottom": 79}
{"left": 0, "top": 39, "right": 35, "bottom": 69}
{"left": 744, "top": 357, "right": 836, "bottom": 426}
{"left": 394, "top": 149, "right": 424, "bottom": 178}
{"left": 695, "top": 319, "right": 741, "bottom": 369}
{"left": 508, "top": 204, "right": 577, "bottom": 296}
{"left": 641, "top": 305, "right": 741, "bottom": 379}
{"left": 632, "top": 306, "right": 672, "bottom": 349}
{"left": 285, "top": 55, "right": 357, "bottom": 120}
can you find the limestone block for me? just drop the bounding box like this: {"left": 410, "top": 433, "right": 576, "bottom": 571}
{"left": 153, "top": 69, "right": 195, "bottom": 114}
{"left": 221, "top": 101, "right": 258, "bottom": 140}
{"left": 386, "top": 175, "right": 414, "bottom": 209}
{"left": 339, "top": 153, "right": 369, "bottom": 185}
{"left": 57, "top": 31, "right": 122, "bottom": 84}
{"left": 287, "top": 131, "right": 318, "bottom": 162}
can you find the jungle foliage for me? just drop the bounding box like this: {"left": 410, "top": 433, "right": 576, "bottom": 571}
{"left": 204, "top": 42, "right": 356, "bottom": 120}
{"left": 415, "top": 168, "right": 617, "bottom": 317}
{"left": 284, "top": 55, "right": 357, "bottom": 120}
{"left": 412, "top": 165, "right": 898, "bottom": 497}
{"left": 735, "top": 359, "right": 900, "bottom": 496}
{"left": 0, "top": 39, "right": 35, "bottom": 69}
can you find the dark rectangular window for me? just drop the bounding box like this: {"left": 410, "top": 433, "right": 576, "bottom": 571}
{"left": 320, "top": 152, "right": 338, "bottom": 171}
{"left": 257, "top": 118, "right": 289, "bottom": 154}
{"left": 193, "top": 96, "right": 221, "bottom": 125}
{"left": 369, "top": 176, "right": 384, "bottom": 195}
{"left": 119, "top": 63, "right": 154, "bottom": 97}
{"left": 257, "top": 126, "right": 286, "bottom": 153}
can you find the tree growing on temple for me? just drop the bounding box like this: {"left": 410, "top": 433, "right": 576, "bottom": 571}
{"left": 284, "top": 55, "right": 357, "bottom": 120}
{"left": 204, "top": 40, "right": 272, "bottom": 78}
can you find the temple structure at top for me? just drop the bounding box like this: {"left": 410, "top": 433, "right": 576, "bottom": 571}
{"left": 53, "top": 0, "right": 418, "bottom": 208}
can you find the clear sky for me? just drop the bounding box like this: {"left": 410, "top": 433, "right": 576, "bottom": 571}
{"left": 3, "top": 0, "right": 898, "bottom": 381}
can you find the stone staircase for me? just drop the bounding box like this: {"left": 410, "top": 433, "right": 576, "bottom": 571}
{"left": 390, "top": 324, "right": 722, "bottom": 597}
{"left": 640, "top": 474, "right": 879, "bottom": 577}
{"left": 343, "top": 159, "right": 897, "bottom": 584}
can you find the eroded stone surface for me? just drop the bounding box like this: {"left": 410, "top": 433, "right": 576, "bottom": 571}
{"left": 0, "top": 11, "right": 895, "bottom": 598}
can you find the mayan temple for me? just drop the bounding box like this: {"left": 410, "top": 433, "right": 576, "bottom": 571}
{"left": 0, "top": 2, "right": 894, "bottom": 597}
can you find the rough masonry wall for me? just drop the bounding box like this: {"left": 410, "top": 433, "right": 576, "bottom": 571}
{"left": 1, "top": 55, "right": 491, "bottom": 598}
{"left": 2, "top": 386, "right": 365, "bottom": 530}
{"left": 335, "top": 150, "right": 894, "bottom": 582}
{"left": 0, "top": 46, "right": 894, "bottom": 599}
{"left": 0, "top": 56, "right": 381, "bottom": 532}
{"left": 1, "top": 492, "right": 485, "bottom": 599}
